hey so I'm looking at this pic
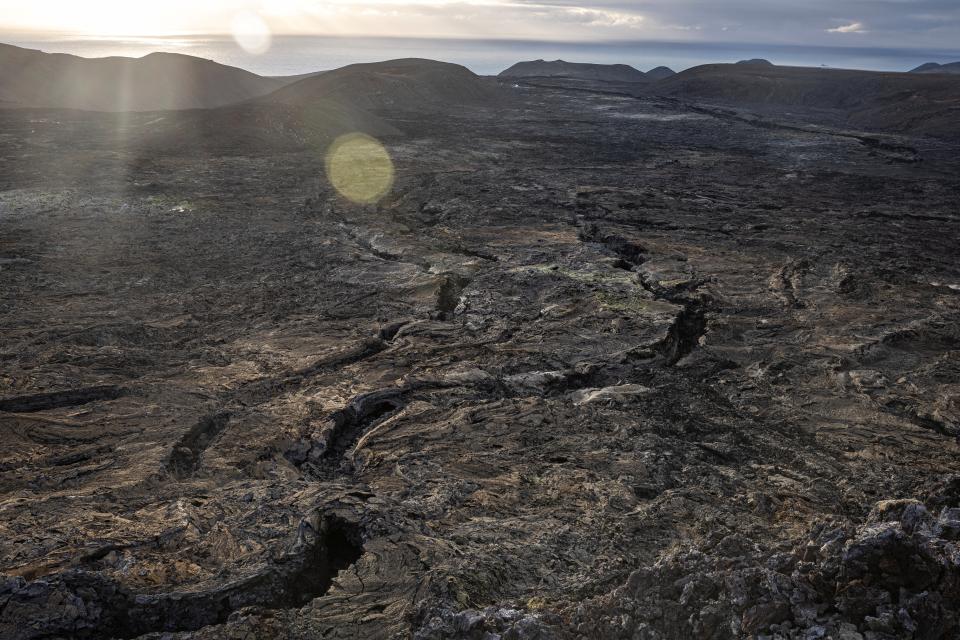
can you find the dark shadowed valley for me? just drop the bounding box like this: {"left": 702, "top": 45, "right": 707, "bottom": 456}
{"left": 1, "top": 40, "right": 960, "bottom": 640}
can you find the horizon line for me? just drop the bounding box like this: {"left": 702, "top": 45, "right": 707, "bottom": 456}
{"left": 3, "top": 32, "right": 960, "bottom": 57}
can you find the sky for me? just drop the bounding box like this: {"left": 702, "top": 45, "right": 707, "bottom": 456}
{"left": 1, "top": 0, "right": 959, "bottom": 49}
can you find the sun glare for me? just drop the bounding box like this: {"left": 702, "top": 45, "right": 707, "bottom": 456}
{"left": 325, "top": 133, "right": 395, "bottom": 205}
{"left": 231, "top": 11, "right": 272, "bottom": 54}
{"left": 5, "top": 1, "right": 290, "bottom": 37}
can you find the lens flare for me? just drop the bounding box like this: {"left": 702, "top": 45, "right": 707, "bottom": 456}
{"left": 324, "top": 133, "right": 395, "bottom": 205}
{"left": 231, "top": 11, "right": 271, "bottom": 55}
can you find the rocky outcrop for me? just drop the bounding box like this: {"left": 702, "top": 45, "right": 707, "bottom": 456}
{"left": 569, "top": 491, "right": 960, "bottom": 639}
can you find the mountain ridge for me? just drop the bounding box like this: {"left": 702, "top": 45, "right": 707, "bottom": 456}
{"left": 0, "top": 42, "right": 289, "bottom": 111}
{"left": 910, "top": 61, "right": 960, "bottom": 74}
{"left": 499, "top": 59, "right": 649, "bottom": 82}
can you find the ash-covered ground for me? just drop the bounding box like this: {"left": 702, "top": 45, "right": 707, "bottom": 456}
{"left": 1, "top": 77, "right": 960, "bottom": 639}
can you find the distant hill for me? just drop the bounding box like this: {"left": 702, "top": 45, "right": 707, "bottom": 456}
{"left": 138, "top": 59, "right": 495, "bottom": 155}
{"left": 653, "top": 63, "right": 960, "bottom": 139}
{"left": 0, "top": 43, "right": 288, "bottom": 111}
{"left": 261, "top": 58, "right": 498, "bottom": 113}
{"left": 736, "top": 59, "right": 774, "bottom": 66}
{"left": 646, "top": 66, "right": 677, "bottom": 80}
{"left": 499, "top": 60, "right": 647, "bottom": 83}
{"left": 910, "top": 62, "right": 960, "bottom": 75}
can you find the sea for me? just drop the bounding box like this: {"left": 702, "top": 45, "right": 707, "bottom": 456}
{"left": 4, "top": 33, "right": 960, "bottom": 77}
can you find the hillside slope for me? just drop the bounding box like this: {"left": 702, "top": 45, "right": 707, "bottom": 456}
{"left": 654, "top": 63, "right": 960, "bottom": 138}
{"left": 135, "top": 59, "right": 494, "bottom": 155}
{"left": 134, "top": 103, "right": 400, "bottom": 155}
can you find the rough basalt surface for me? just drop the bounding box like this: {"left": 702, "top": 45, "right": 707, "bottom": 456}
{"left": 1, "top": 72, "right": 959, "bottom": 639}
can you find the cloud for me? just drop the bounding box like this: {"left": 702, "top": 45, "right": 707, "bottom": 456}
{"left": 563, "top": 7, "right": 644, "bottom": 28}
{"left": 828, "top": 21, "right": 866, "bottom": 33}
{"left": 2, "top": 0, "right": 959, "bottom": 49}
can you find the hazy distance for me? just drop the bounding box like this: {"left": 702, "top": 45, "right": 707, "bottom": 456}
{"left": 5, "top": 34, "right": 960, "bottom": 77}
{"left": 2, "top": 0, "right": 960, "bottom": 71}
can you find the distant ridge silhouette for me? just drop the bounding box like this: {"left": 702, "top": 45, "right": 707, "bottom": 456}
{"left": 0, "top": 43, "right": 292, "bottom": 111}
{"left": 910, "top": 62, "right": 960, "bottom": 75}
{"left": 499, "top": 59, "right": 648, "bottom": 82}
